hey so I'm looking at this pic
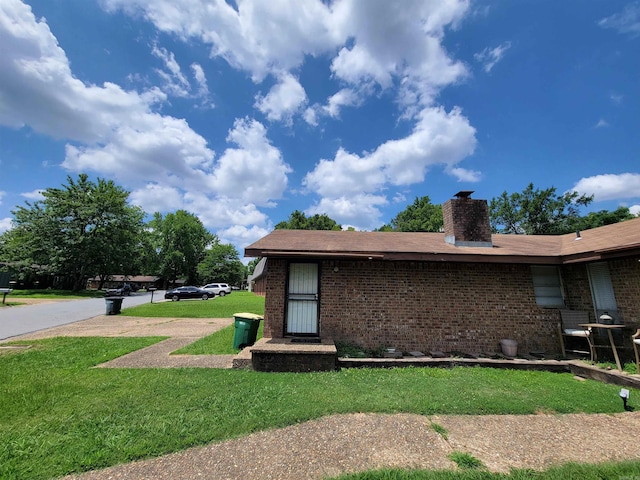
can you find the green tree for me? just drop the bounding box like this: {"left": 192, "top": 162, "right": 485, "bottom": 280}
{"left": 197, "top": 243, "right": 245, "bottom": 286}
{"left": 275, "top": 210, "right": 342, "bottom": 230}
{"left": 489, "top": 183, "right": 593, "bottom": 235}
{"left": 148, "top": 210, "right": 214, "bottom": 287}
{"left": 379, "top": 196, "right": 443, "bottom": 232}
{"left": 0, "top": 174, "right": 145, "bottom": 290}
{"left": 566, "top": 206, "right": 635, "bottom": 232}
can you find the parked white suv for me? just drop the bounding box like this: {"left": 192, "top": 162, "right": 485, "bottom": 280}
{"left": 201, "top": 283, "right": 232, "bottom": 296}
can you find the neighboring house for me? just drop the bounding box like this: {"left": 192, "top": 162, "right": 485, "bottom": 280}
{"left": 247, "top": 257, "right": 267, "bottom": 296}
{"left": 245, "top": 192, "right": 640, "bottom": 357}
{"left": 87, "top": 275, "right": 161, "bottom": 291}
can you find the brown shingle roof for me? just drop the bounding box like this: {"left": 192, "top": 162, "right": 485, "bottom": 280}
{"left": 245, "top": 217, "right": 640, "bottom": 265}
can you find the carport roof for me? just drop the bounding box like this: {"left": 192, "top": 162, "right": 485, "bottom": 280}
{"left": 245, "top": 217, "right": 640, "bottom": 265}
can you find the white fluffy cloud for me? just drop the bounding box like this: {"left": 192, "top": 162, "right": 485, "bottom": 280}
{"left": 0, "top": 217, "right": 12, "bottom": 234}
{"left": 330, "top": 0, "right": 469, "bottom": 112}
{"left": 129, "top": 184, "right": 185, "bottom": 213}
{"left": 102, "top": 0, "right": 470, "bottom": 116}
{"left": 306, "top": 194, "right": 388, "bottom": 229}
{"left": 101, "top": 0, "right": 339, "bottom": 82}
{"left": 0, "top": 193, "right": 12, "bottom": 233}
{"left": 217, "top": 224, "right": 271, "bottom": 255}
{"left": 190, "top": 63, "right": 212, "bottom": 107}
{"left": 151, "top": 43, "right": 191, "bottom": 97}
{"left": 151, "top": 45, "right": 213, "bottom": 107}
{"left": 254, "top": 72, "right": 307, "bottom": 122}
{"left": 20, "top": 189, "right": 45, "bottom": 201}
{"left": 324, "top": 88, "right": 361, "bottom": 118}
{"left": 448, "top": 167, "right": 482, "bottom": 182}
{"left": 303, "top": 88, "right": 363, "bottom": 125}
{"left": 208, "top": 118, "right": 291, "bottom": 206}
{"left": 0, "top": 0, "right": 288, "bottom": 245}
{"left": 2, "top": 0, "right": 484, "bottom": 247}
{"left": 572, "top": 173, "right": 640, "bottom": 202}
{"left": 95, "top": 0, "right": 480, "bottom": 230}
{"left": 304, "top": 106, "right": 477, "bottom": 227}
{"left": 0, "top": 1, "right": 167, "bottom": 142}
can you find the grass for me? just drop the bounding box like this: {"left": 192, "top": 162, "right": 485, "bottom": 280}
{"left": 3, "top": 289, "right": 106, "bottom": 299}
{"left": 591, "top": 360, "right": 639, "bottom": 375}
{"left": 1, "top": 336, "right": 639, "bottom": 479}
{"left": 448, "top": 452, "right": 485, "bottom": 470}
{"left": 172, "top": 321, "right": 265, "bottom": 355}
{"left": 430, "top": 422, "right": 448, "bottom": 440}
{"left": 330, "top": 461, "right": 640, "bottom": 479}
{"left": 122, "top": 291, "right": 265, "bottom": 318}
{"left": 1, "top": 289, "right": 106, "bottom": 306}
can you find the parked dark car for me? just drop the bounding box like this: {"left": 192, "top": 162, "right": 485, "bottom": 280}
{"left": 164, "top": 286, "right": 215, "bottom": 301}
{"left": 104, "top": 283, "right": 132, "bottom": 296}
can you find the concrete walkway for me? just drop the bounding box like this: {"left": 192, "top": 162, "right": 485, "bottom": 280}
{"left": 63, "top": 411, "right": 640, "bottom": 479}
{"left": 97, "top": 336, "right": 236, "bottom": 368}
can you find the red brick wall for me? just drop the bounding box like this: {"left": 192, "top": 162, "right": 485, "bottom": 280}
{"left": 263, "top": 258, "right": 287, "bottom": 338}
{"left": 251, "top": 276, "right": 267, "bottom": 297}
{"left": 443, "top": 198, "right": 492, "bottom": 244}
{"left": 264, "top": 258, "right": 560, "bottom": 355}
{"left": 560, "top": 264, "right": 595, "bottom": 316}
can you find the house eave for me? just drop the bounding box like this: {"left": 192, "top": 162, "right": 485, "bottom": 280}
{"left": 246, "top": 249, "right": 565, "bottom": 265}
{"left": 245, "top": 250, "right": 385, "bottom": 260}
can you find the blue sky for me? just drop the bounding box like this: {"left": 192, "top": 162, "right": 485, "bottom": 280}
{"left": 1, "top": 0, "right": 639, "bottom": 259}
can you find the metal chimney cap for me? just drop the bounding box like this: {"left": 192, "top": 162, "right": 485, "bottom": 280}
{"left": 453, "top": 190, "right": 474, "bottom": 198}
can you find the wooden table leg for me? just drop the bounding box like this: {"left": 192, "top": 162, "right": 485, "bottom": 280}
{"left": 607, "top": 329, "right": 622, "bottom": 371}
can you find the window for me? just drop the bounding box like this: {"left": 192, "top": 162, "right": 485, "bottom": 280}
{"left": 587, "top": 262, "right": 618, "bottom": 320}
{"left": 531, "top": 266, "right": 565, "bottom": 307}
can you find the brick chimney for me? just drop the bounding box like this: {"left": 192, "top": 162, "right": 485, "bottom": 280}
{"left": 443, "top": 191, "right": 493, "bottom": 247}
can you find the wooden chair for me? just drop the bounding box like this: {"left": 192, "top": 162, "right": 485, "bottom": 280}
{"left": 632, "top": 329, "right": 640, "bottom": 374}
{"left": 558, "top": 310, "right": 594, "bottom": 360}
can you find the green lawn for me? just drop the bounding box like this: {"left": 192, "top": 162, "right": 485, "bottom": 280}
{"left": 172, "top": 321, "right": 265, "bottom": 355}
{"left": 0, "top": 289, "right": 106, "bottom": 306}
{"left": 331, "top": 462, "right": 640, "bottom": 480}
{"left": 122, "top": 291, "right": 265, "bottom": 318}
{"left": 3, "top": 289, "right": 106, "bottom": 299}
{"left": 1, "top": 336, "right": 638, "bottom": 479}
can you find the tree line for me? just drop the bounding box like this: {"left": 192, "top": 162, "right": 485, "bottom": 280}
{"left": 276, "top": 183, "right": 635, "bottom": 235}
{"left": 0, "top": 175, "right": 245, "bottom": 290}
{"left": 0, "top": 175, "right": 634, "bottom": 290}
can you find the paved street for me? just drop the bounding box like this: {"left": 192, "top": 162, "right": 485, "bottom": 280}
{"left": 0, "top": 290, "right": 165, "bottom": 341}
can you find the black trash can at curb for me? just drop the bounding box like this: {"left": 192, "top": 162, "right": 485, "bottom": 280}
{"left": 105, "top": 297, "right": 124, "bottom": 315}
{"left": 233, "top": 312, "right": 263, "bottom": 349}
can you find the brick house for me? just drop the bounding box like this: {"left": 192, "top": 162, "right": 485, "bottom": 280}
{"left": 247, "top": 257, "right": 267, "bottom": 296}
{"left": 245, "top": 193, "right": 640, "bottom": 357}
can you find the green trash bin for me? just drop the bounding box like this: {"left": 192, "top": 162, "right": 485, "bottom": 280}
{"left": 233, "top": 312, "right": 263, "bottom": 349}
